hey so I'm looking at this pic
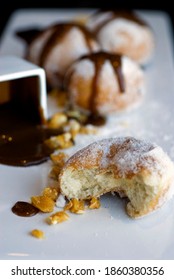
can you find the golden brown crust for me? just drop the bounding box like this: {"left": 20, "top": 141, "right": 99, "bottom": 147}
{"left": 61, "top": 137, "right": 155, "bottom": 178}
{"left": 59, "top": 137, "right": 174, "bottom": 218}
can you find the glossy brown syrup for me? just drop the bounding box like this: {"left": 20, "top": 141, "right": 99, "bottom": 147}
{"left": 38, "top": 22, "right": 96, "bottom": 83}
{"left": 0, "top": 102, "right": 62, "bottom": 167}
{"left": 11, "top": 201, "right": 39, "bottom": 217}
{"left": 17, "top": 23, "right": 95, "bottom": 63}
{"left": 16, "top": 22, "right": 97, "bottom": 89}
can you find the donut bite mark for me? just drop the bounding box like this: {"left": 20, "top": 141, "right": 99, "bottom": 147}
{"left": 59, "top": 137, "right": 174, "bottom": 218}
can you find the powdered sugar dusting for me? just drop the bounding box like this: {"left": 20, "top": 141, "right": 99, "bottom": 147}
{"left": 1, "top": 9, "right": 174, "bottom": 259}
{"left": 99, "top": 19, "right": 146, "bottom": 47}
{"left": 87, "top": 11, "right": 154, "bottom": 65}
{"left": 45, "top": 27, "right": 98, "bottom": 75}
{"left": 65, "top": 136, "right": 163, "bottom": 175}
{"left": 70, "top": 59, "right": 95, "bottom": 80}
{"left": 102, "top": 138, "right": 154, "bottom": 173}
{"left": 75, "top": 137, "right": 160, "bottom": 177}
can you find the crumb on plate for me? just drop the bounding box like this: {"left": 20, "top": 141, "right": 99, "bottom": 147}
{"left": 48, "top": 211, "right": 69, "bottom": 225}
{"left": 31, "top": 229, "right": 45, "bottom": 239}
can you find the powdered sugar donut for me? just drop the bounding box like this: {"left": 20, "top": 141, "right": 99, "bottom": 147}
{"left": 17, "top": 22, "right": 99, "bottom": 89}
{"left": 59, "top": 137, "right": 174, "bottom": 218}
{"left": 64, "top": 51, "right": 145, "bottom": 115}
{"left": 87, "top": 10, "right": 154, "bottom": 65}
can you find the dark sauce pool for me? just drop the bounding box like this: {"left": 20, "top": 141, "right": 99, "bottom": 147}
{"left": 11, "top": 201, "right": 39, "bottom": 217}
{"left": 0, "top": 102, "right": 62, "bottom": 167}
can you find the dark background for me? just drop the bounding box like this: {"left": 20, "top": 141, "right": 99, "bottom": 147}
{"left": 0, "top": 1, "right": 174, "bottom": 39}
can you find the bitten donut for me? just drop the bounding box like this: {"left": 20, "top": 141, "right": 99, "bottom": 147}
{"left": 59, "top": 137, "right": 174, "bottom": 218}
{"left": 64, "top": 51, "right": 145, "bottom": 115}
{"left": 17, "top": 22, "right": 99, "bottom": 89}
{"left": 86, "top": 10, "right": 154, "bottom": 65}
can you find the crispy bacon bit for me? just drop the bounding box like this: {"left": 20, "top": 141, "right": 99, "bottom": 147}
{"left": 48, "top": 211, "right": 69, "bottom": 225}
{"left": 88, "top": 197, "right": 101, "bottom": 209}
{"left": 31, "top": 229, "right": 45, "bottom": 239}
{"left": 42, "top": 187, "right": 59, "bottom": 201}
{"left": 49, "top": 152, "right": 69, "bottom": 180}
{"left": 47, "top": 112, "right": 68, "bottom": 129}
{"left": 49, "top": 165, "right": 63, "bottom": 180}
{"left": 79, "top": 126, "right": 98, "bottom": 135}
{"left": 50, "top": 152, "right": 68, "bottom": 165}
{"left": 31, "top": 195, "right": 55, "bottom": 213}
{"left": 64, "top": 198, "right": 85, "bottom": 214}
{"left": 44, "top": 132, "right": 74, "bottom": 150}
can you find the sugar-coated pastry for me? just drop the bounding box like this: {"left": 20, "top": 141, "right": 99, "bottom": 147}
{"left": 64, "top": 51, "right": 145, "bottom": 115}
{"left": 17, "top": 22, "right": 99, "bottom": 89}
{"left": 59, "top": 137, "right": 174, "bottom": 218}
{"left": 86, "top": 10, "right": 154, "bottom": 65}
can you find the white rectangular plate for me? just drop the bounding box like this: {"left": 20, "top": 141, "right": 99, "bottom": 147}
{"left": 1, "top": 9, "right": 174, "bottom": 260}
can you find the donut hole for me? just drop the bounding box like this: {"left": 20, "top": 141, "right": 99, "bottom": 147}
{"left": 65, "top": 53, "right": 145, "bottom": 115}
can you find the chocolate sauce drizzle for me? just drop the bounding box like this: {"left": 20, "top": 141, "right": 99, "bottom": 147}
{"left": 39, "top": 22, "right": 95, "bottom": 67}
{"left": 66, "top": 51, "right": 125, "bottom": 114}
{"left": 16, "top": 22, "right": 97, "bottom": 89}
{"left": 16, "top": 22, "right": 96, "bottom": 71}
